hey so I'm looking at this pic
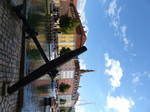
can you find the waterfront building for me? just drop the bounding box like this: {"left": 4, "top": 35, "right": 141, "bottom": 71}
{"left": 57, "top": 1, "right": 87, "bottom": 54}
{"left": 57, "top": 57, "right": 96, "bottom": 107}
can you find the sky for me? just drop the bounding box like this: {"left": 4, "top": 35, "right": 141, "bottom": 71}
{"left": 76, "top": 0, "right": 150, "bottom": 112}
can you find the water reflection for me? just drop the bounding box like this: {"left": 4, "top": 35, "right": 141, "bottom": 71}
{"left": 21, "top": 56, "right": 44, "bottom": 112}
{"left": 22, "top": 85, "right": 45, "bottom": 112}
{"left": 22, "top": 0, "right": 57, "bottom": 111}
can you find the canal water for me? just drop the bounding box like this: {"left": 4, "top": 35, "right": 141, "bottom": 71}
{"left": 21, "top": 42, "right": 54, "bottom": 112}
{"left": 21, "top": 85, "right": 45, "bottom": 112}
{"left": 21, "top": 0, "right": 56, "bottom": 111}
{"left": 21, "top": 55, "right": 46, "bottom": 112}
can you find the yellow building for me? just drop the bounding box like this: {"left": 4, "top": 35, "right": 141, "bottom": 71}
{"left": 57, "top": 32, "right": 77, "bottom": 53}
{"left": 57, "top": 3, "right": 78, "bottom": 53}
{"left": 55, "top": 0, "right": 87, "bottom": 54}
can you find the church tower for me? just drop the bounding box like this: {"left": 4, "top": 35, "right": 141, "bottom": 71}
{"left": 79, "top": 69, "right": 97, "bottom": 74}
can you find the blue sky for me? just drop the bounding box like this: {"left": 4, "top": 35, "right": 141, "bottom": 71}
{"left": 76, "top": 0, "right": 150, "bottom": 112}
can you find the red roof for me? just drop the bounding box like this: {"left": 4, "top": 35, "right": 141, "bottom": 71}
{"left": 69, "top": 3, "right": 87, "bottom": 49}
{"left": 72, "top": 0, "right": 77, "bottom": 7}
{"left": 60, "top": 0, "right": 71, "bottom": 15}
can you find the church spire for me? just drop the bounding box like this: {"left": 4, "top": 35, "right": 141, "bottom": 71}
{"left": 79, "top": 69, "right": 97, "bottom": 74}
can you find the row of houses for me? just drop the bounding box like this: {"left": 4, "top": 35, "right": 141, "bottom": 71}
{"left": 52, "top": 0, "right": 86, "bottom": 52}
{"left": 30, "top": 0, "right": 95, "bottom": 111}
{"left": 52, "top": 0, "right": 88, "bottom": 110}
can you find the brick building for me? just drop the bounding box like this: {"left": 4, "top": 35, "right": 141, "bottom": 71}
{"left": 69, "top": 2, "right": 87, "bottom": 49}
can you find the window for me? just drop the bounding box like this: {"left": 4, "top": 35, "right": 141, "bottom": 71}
{"left": 61, "top": 36, "right": 66, "bottom": 38}
{"left": 70, "top": 36, "right": 74, "bottom": 38}
{"left": 70, "top": 40, "right": 74, "bottom": 42}
{"left": 61, "top": 40, "right": 66, "bottom": 42}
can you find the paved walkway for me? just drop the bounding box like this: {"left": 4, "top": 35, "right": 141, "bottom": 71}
{"left": 0, "top": 0, "right": 25, "bottom": 112}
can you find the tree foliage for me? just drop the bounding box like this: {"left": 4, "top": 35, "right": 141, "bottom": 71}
{"left": 59, "top": 14, "right": 80, "bottom": 34}
{"left": 28, "top": 12, "right": 46, "bottom": 29}
{"left": 27, "top": 48, "right": 42, "bottom": 60}
{"left": 60, "top": 47, "right": 72, "bottom": 56}
{"left": 59, "top": 83, "right": 71, "bottom": 93}
{"left": 60, "top": 109, "right": 67, "bottom": 112}
{"left": 36, "top": 85, "right": 48, "bottom": 93}
{"left": 60, "top": 99, "right": 67, "bottom": 104}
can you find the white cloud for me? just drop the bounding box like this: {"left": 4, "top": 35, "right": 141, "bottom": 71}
{"left": 120, "top": 25, "right": 130, "bottom": 50}
{"left": 121, "top": 25, "right": 127, "bottom": 37}
{"left": 77, "top": 0, "right": 89, "bottom": 35}
{"left": 123, "top": 37, "right": 130, "bottom": 51}
{"left": 132, "top": 72, "right": 143, "bottom": 93}
{"left": 105, "top": 0, "right": 122, "bottom": 31}
{"left": 80, "top": 11, "right": 87, "bottom": 24}
{"left": 131, "top": 72, "right": 150, "bottom": 92}
{"left": 130, "top": 53, "right": 136, "bottom": 56}
{"left": 77, "top": 0, "right": 86, "bottom": 14}
{"left": 104, "top": 53, "right": 123, "bottom": 88}
{"left": 132, "top": 76, "right": 139, "bottom": 84}
{"left": 110, "top": 18, "right": 119, "bottom": 30}
{"left": 132, "top": 71, "right": 150, "bottom": 87}
{"left": 132, "top": 73, "right": 142, "bottom": 86}
{"left": 143, "top": 71, "right": 150, "bottom": 79}
{"left": 75, "top": 106, "right": 85, "bottom": 112}
{"left": 137, "top": 96, "right": 145, "bottom": 101}
{"left": 130, "top": 43, "right": 134, "bottom": 47}
{"left": 116, "top": 7, "right": 122, "bottom": 20}
{"left": 79, "top": 60, "right": 87, "bottom": 69}
{"left": 107, "top": 0, "right": 117, "bottom": 17}
{"left": 106, "top": 0, "right": 122, "bottom": 31}
{"left": 104, "top": 0, "right": 131, "bottom": 51}
{"left": 99, "top": 0, "right": 107, "bottom": 4}
{"left": 106, "top": 95, "right": 134, "bottom": 112}
{"left": 104, "top": 53, "right": 112, "bottom": 67}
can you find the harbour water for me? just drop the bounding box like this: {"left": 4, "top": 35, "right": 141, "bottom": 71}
{"left": 21, "top": 0, "right": 56, "bottom": 111}
{"left": 21, "top": 85, "right": 45, "bottom": 112}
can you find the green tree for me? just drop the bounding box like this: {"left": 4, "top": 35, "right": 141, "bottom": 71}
{"left": 59, "top": 83, "right": 71, "bottom": 93}
{"left": 60, "top": 47, "right": 72, "bottom": 56}
{"left": 28, "top": 12, "right": 46, "bottom": 30}
{"left": 27, "top": 48, "right": 42, "bottom": 60}
{"left": 36, "top": 85, "right": 48, "bottom": 93}
{"left": 60, "top": 99, "right": 67, "bottom": 105}
{"left": 59, "top": 14, "right": 80, "bottom": 34}
{"left": 60, "top": 109, "right": 67, "bottom": 112}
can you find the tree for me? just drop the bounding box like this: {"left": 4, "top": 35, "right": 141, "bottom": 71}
{"left": 59, "top": 83, "right": 71, "bottom": 93}
{"left": 59, "top": 14, "right": 80, "bottom": 34}
{"left": 60, "top": 99, "right": 67, "bottom": 105}
{"left": 27, "top": 48, "right": 42, "bottom": 60}
{"left": 60, "top": 109, "right": 67, "bottom": 112}
{"left": 60, "top": 47, "right": 72, "bottom": 56}
{"left": 35, "top": 85, "right": 48, "bottom": 93}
